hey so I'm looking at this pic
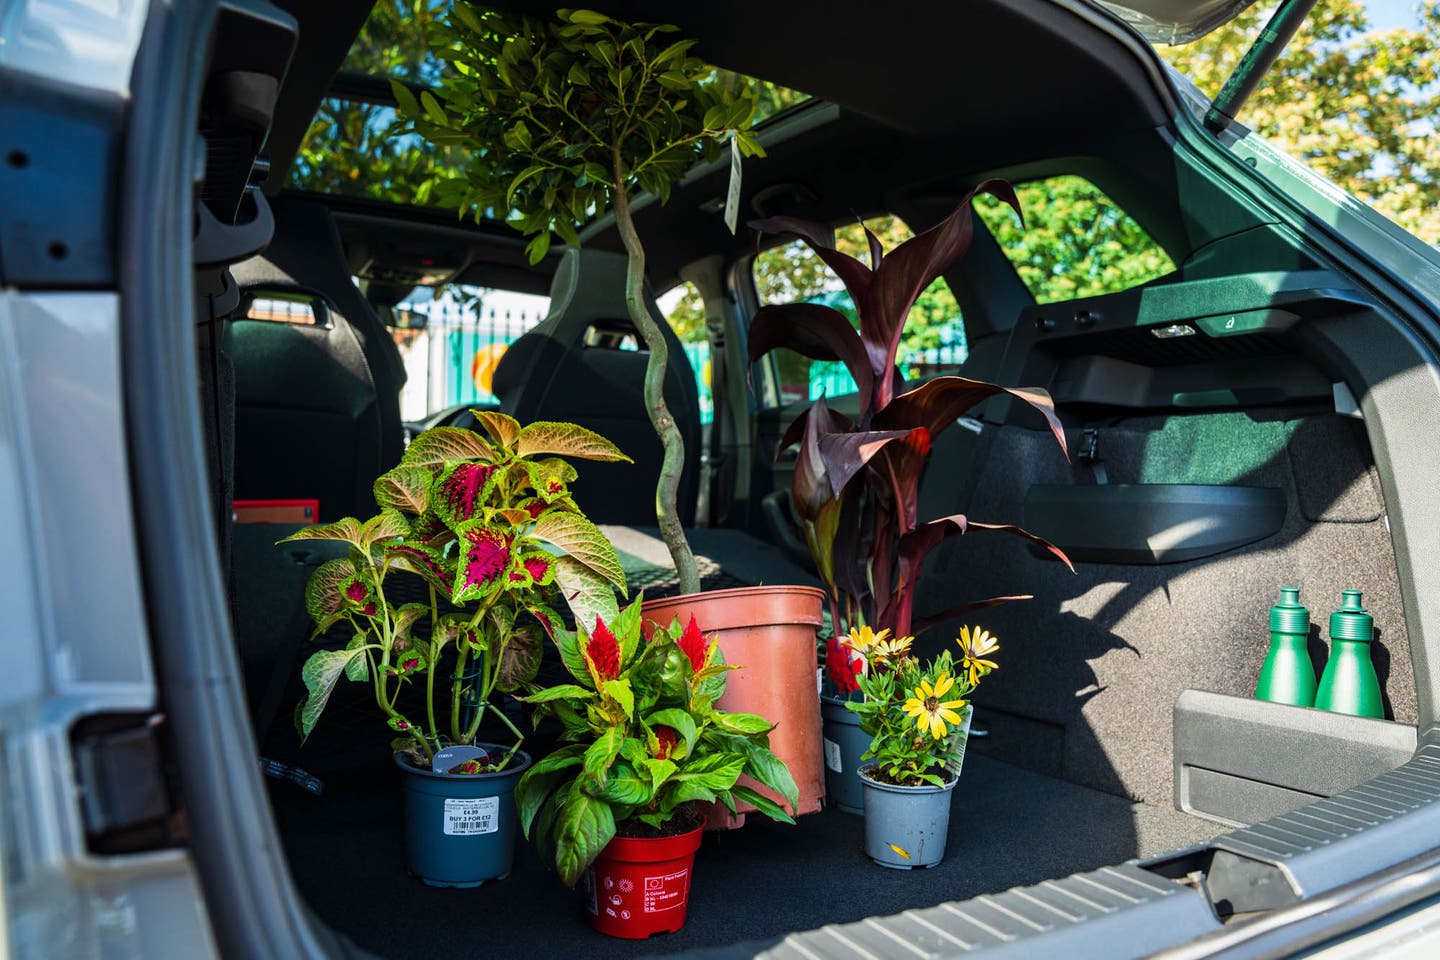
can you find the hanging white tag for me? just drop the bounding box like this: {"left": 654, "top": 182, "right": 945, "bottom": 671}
{"left": 723, "top": 134, "right": 742, "bottom": 235}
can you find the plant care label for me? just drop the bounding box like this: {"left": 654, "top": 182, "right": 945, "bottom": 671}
{"left": 443, "top": 796, "right": 498, "bottom": 836}
{"left": 724, "top": 134, "right": 742, "bottom": 234}
{"left": 643, "top": 868, "right": 689, "bottom": 913}
{"left": 432, "top": 744, "right": 489, "bottom": 773}
{"left": 824, "top": 738, "right": 843, "bottom": 773}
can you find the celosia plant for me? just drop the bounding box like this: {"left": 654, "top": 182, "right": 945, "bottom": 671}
{"left": 515, "top": 599, "right": 798, "bottom": 886}
{"left": 844, "top": 624, "right": 1001, "bottom": 786}
{"left": 283, "top": 413, "right": 631, "bottom": 771}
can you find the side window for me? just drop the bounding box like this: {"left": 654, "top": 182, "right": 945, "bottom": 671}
{"left": 387, "top": 285, "right": 551, "bottom": 421}
{"left": 973, "top": 175, "right": 1176, "bottom": 303}
{"left": 751, "top": 216, "right": 966, "bottom": 407}
{"left": 658, "top": 281, "right": 712, "bottom": 425}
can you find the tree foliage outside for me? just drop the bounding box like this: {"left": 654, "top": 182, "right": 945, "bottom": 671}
{"left": 1158, "top": 0, "right": 1440, "bottom": 247}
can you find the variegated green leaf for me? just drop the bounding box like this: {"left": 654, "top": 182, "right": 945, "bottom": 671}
{"left": 344, "top": 633, "right": 370, "bottom": 681}
{"left": 400, "top": 426, "right": 495, "bottom": 469}
{"left": 373, "top": 466, "right": 432, "bottom": 515}
{"left": 471, "top": 410, "right": 521, "bottom": 450}
{"left": 362, "top": 510, "right": 410, "bottom": 546}
{"left": 516, "top": 421, "right": 632, "bottom": 462}
{"left": 304, "top": 557, "right": 359, "bottom": 630}
{"left": 534, "top": 512, "right": 627, "bottom": 593}
{"left": 553, "top": 556, "right": 620, "bottom": 633}
{"left": 280, "top": 517, "right": 366, "bottom": 547}
{"left": 298, "top": 647, "right": 365, "bottom": 740}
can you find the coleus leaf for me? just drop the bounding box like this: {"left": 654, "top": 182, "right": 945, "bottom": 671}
{"left": 516, "top": 421, "right": 633, "bottom": 462}
{"left": 340, "top": 574, "right": 379, "bottom": 618}
{"left": 470, "top": 410, "right": 522, "bottom": 449}
{"left": 344, "top": 633, "right": 370, "bottom": 682}
{"left": 553, "top": 556, "right": 620, "bottom": 636}
{"left": 297, "top": 647, "right": 366, "bottom": 741}
{"left": 534, "top": 511, "right": 627, "bottom": 594}
{"left": 383, "top": 541, "right": 450, "bottom": 594}
{"left": 434, "top": 461, "right": 499, "bottom": 526}
{"left": 303, "top": 557, "right": 360, "bottom": 633}
{"left": 390, "top": 603, "right": 429, "bottom": 645}
{"left": 400, "top": 426, "right": 494, "bottom": 469}
{"left": 280, "top": 517, "right": 365, "bottom": 548}
{"left": 495, "top": 623, "right": 544, "bottom": 692}
{"left": 373, "top": 466, "right": 432, "bottom": 516}
{"left": 452, "top": 522, "right": 513, "bottom": 604}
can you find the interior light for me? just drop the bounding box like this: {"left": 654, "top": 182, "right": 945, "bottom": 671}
{"left": 1151, "top": 323, "right": 1197, "bottom": 339}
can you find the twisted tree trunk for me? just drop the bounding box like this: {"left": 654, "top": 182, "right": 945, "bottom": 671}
{"left": 609, "top": 164, "right": 700, "bottom": 596}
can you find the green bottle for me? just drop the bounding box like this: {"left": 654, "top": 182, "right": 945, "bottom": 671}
{"left": 1314, "top": 590, "right": 1384, "bottom": 718}
{"left": 1255, "top": 586, "right": 1316, "bottom": 707}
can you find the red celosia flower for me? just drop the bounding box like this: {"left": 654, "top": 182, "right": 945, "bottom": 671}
{"left": 825, "top": 635, "right": 860, "bottom": 695}
{"left": 654, "top": 725, "right": 678, "bottom": 759}
{"left": 586, "top": 617, "right": 620, "bottom": 682}
{"left": 677, "top": 615, "right": 708, "bottom": 673}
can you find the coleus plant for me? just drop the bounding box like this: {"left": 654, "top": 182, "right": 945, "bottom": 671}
{"left": 749, "top": 184, "right": 1074, "bottom": 646}
{"left": 283, "top": 413, "right": 631, "bottom": 771}
{"left": 515, "top": 598, "right": 798, "bottom": 887}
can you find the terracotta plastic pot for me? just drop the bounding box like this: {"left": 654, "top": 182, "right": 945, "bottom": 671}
{"left": 642, "top": 585, "right": 826, "bottom": 829}
{"left": 582, "top": 821, "right": 705, "bottom": 939}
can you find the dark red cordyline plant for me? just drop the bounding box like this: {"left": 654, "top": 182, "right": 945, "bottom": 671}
{"left": 749, "top": 184, "right": 1074, "bottom": 643}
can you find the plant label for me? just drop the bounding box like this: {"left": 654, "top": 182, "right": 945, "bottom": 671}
{"left": 443, "top": 796, "right": 498, "bottom": 835}
{"left": 724, "top": 134, "right": 742, "bottom": 234}
{"left": 432, "top": 744, "right": 488, "bottom": 773}
{"left": 824, "top": 738, "right": 842, "bottom": 773}
{"left": 642, "top": 868, "right": 689, "bottom": 913}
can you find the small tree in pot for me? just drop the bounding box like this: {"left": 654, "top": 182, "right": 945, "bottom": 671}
{"left": 398, "top": 4, "right": 764, "bottom": 597}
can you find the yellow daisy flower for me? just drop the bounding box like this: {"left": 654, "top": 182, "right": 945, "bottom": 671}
{"left": 903, "top": 673, "right": 967, "bottom": 740}
{"left": 843, "top": 625, "right": 889, "bottom": 656}
{"left": 869, "top": 633, "right": 914, "bottom": 664}
{"left": 957, "top": 625, "right": 1000, "bottom": 685}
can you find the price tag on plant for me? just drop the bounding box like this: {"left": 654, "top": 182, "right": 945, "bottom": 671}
{"left": 724, "top": 133, "right": 742, "bottom": 234}
{"left": 443, "top": 796, "right": 499, "bottom": 835}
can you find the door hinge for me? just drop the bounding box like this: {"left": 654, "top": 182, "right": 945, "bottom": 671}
{"left": 71, "top": 712, "right": 185, "bottom": 855}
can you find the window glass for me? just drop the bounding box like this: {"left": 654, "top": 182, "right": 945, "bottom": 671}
{"left": 1158, "top": 2, "right": 1440, "bottom": 248}
{"left": 658, "top": 282, "right": 712, "bottom": 424}
{"left": 751, "top": 216, "right": 966, "bottom": 406}
{"left": 289, "top": 1, "right": 813, "bottom": 206}
{"left": 389, "top": 286, "right": 551, "bottom": 421}
{"left": 973, "top": 176, "right": 1176, "bottom": 303}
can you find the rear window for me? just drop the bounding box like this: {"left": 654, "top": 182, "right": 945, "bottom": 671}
{"left": 973, "top": 175, "right": 1176, "bottom": 304}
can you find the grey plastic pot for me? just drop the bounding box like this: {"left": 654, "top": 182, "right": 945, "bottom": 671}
{"left": 394, "top": 745, "right": 532, "bottom": 888}
{"left": 820, "top": 693, "right": 869, "bottom": 815}
{"left": 858, "top": 763, "right": 959, "bottom": 869}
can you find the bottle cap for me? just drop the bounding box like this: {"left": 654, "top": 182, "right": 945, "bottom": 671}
{"left": 1329, "top": 589, "right": 1374, "bottom": 642}
{"left": 1269, "top": 586, "right": 1309, "bottom": 635}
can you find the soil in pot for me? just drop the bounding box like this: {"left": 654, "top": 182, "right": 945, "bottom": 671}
{"left": 582, "top": 809, "right": 707, "bottom": 940}
{"left": 394, "top": 745, "right": 531, "bottom": 888}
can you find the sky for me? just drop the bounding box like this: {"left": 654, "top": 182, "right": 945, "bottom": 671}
{"left": 1362, "top": 0, "right": 1427, "bottom": 28}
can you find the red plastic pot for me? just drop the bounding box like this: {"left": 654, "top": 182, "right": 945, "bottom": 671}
{"left": 581, "top": 822, "right": 705, "bottom": 939}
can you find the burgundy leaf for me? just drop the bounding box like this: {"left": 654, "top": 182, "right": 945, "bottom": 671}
{"left": 748, "top": 303, "right": 874, "bottom": 404}
{"left": 816, "top": 427, "right": 928, "bottom": 500}
{"left": 858, "top": 180, "right": 1019, "bottom": 405}
{"left": 522, "top": 552, "right": 555, "bottom": 586}
{"left": 341, "top": 575, "right": 378, "bottom": 618}
{"left": 964, "top": 520, "right": 1075, "bottom": 572}
{"left": 750, "top": 215, "right": 875, "bottom": 306}
{"left": 876, "top": 376, "right": 1067, "bottom": 458}
{"left": 864, "top": 225, "right": 884, "bottom": 271}
{"left": 777, "top": 400, "right": 852, "bottom": 458}
{"left": 911, "top": 594, "right": 1034, "bottom": 637}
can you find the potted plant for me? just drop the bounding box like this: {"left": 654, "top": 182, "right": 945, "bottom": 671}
{"left": 401, "top": 5, "right": 827, "bottom": 825}
{"left": 515, "top": 600, "right": 798, "bottom": 938}
{"left": 749, "top": 193, "right": 1075, "bottom": 809}
{"left": 283, "top": 413, "right": 631, "bottom": 887}
{"left": 844, "top": 624, "right": 1002, "bottom": 868}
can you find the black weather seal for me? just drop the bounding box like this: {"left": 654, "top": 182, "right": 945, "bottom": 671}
{"left": 119, "top": 1, "right": 354, "bottom": 958}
